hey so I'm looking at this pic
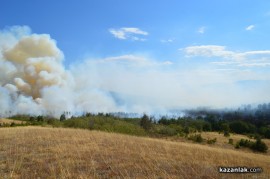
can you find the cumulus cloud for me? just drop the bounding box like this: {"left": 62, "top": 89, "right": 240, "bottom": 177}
{"left": 246, "top": 25, "right": 255, "bottom": 31}
{"left": 184, "top": 45, "right": 234, "bottom": 58}
{"left": 0, "top": 26, "right": 270, "bottom": 118}
{"left": 109, "top": 27, "right": 148, "bottom": 41}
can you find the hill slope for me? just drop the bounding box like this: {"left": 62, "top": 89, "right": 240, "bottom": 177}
{"left": 0, "top": 127, "right": 269, "bottom": 178}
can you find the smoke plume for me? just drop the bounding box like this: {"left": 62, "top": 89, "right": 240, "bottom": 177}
{"left": 0, "top": 26, "right": 115, "bottom": 117}
{"left": 0, "top": 26, "right": 270, "bottom": 117}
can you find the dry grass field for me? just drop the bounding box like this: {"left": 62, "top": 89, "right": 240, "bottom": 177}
{"left": 201, "top": 132, "right": 270, "bottom": 152}
{"left": 0, "top": 127, "right": 269, "bottom": 179}
{"left": 0, "top": 118, "right": 26, "bottom": 125}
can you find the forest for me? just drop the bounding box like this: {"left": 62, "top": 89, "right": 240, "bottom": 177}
{"left": 4, "top": 103, "right": 270, "bottom": 153}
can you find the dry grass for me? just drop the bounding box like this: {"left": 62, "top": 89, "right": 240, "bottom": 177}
{"left": 0, "top": 127, "right": 269, "bottom": 179}
{"left": 201, "top": 132, "right": 270, "bottom": 155}
{"left": 0, "top": 118, "right": 26, "bottom": 125}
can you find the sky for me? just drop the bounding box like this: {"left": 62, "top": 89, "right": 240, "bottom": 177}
{"left": 0, "top": 0, "right": 270, "bottom": 116}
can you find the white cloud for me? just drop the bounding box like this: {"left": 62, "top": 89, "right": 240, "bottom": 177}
{"left": 238, "top": 62, "right": 270, "bottom": 67}
{"left": 120, "top": 28, "right": 148, "bottom": 35}
{"left": 183, "top": 45, "right": 270, "bottom": 67}
{"left": 162, "top": 61, "right": 173, "bottom": 65}
{"left": 98, "top": 54, "right": 173, "bottom": 67}
{"left": 102, "top": 55, "right": 147, "bottom": 63}
{"left": 161, "top": 39, "right": 174, "bottom": 43}
{"left": 184, "top": 45, "right": 234, "bottom": 58}
{"left": 198, "top": 26, "right": 206, "bottom": 34}
{"left": 243, "top": 50, "right": 270, "bottom": 55}
{"left": 131, "top": 36, "right": 146, "bottom": 41}
{"left": 109, "top": 29, "right": 126, "bottom": 39}
{"left": 109, "top": 27, "right": 148, "bottom": 41}
{"left": 246, "top": 25, "right": 255, "bottom": 31}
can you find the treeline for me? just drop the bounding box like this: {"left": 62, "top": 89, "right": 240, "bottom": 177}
{"left": 7, "top": 103, "right": 270, "bottom": 139}
{"left": 5, "top": 103, "right": 270, "bottom": 153}
{"left": 181, "top": 103, "right": 270, "bottom": 138}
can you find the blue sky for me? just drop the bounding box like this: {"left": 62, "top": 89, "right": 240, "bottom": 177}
{"left": 1, "top": 0, "right": 270, "bottom": 112}
{"left": 2, "top": 0, "right": 270, "bottom": 63}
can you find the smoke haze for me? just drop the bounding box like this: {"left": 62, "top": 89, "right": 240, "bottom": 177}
{"left": 1, "top": 26, "right": 270, "bottom": 117}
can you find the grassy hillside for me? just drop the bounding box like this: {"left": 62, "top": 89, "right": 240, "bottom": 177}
{"left": 0, "top": 127, "right": 269, "bottom": 178}
{"left": 0, "top": 118, "right": 26, "bottom": 125}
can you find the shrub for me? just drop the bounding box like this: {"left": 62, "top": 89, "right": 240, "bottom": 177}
{"left": 223, "top": 131, "right": 230, "bottom": 137}
{"left": 202, "top": 122, "right": 212, "bottom": 131}
{"left": 37, "top": 115, "right": 44, "bottom": 122}
{"left": 183, "top": 126, "right": 190, "bottom": 134}
{"left": 235, "top": 143, "right": 240, "bottom": 149}
{"left": 157, "top": 126, "right": 177, "bottom": 136}
{"left": 207, "top": 138, "right": 217, "bottom": 144}
{"left": 47, "top": 119, "right": 62, "bottom": 127}
{"left": 228, "top": 138, "right": 234, "bottom": 145}
{"left": 89, "top": 120, "right": 95, "bottom": 130}
{"left": 188, "top": 134, "right": 203, "bottom": 143}
{"left": 251, "top": 138, "right": 268, "bottom": 153}
{"left": 238, "top": 139, "right": 253, "bottom": 148}
{"left": 29, "top": 116, "right": 35, "bottom": 121}
{"left": 235, "top": 138, "right": 268, "bottom": 153}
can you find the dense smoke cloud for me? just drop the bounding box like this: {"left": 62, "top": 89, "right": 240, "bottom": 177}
{"left": 0, "top": 26, "right": 270, "bottom": 117}
{"left": 0, "top": 26, "right": 114, "bottom": 117}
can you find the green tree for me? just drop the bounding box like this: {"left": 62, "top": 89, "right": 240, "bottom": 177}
{"left": 37, "top": 115, "right": 43, "bottom": 122}
{"left": 140, "top": 114, "right": 152, "bottom": 131}
{"left": 202, "top": 122, "right": 212, "bottom": 131}
{"left": 221, "top": 123, "right": 230, "bottom": 132}
{"left": 60, "top": 114, "right": 66, "bottom": 121}
{"left": 229, "top": 121, "right": 249, "bottom": 134}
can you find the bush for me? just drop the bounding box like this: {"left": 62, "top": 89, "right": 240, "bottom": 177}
{"left": 251, "top": 138, "right": 268, "bottom": 153}
{"left": 202, "top": 122, "right": 212, "bottom": 131}
{"left": 10, "top": 122, "right": 16, "bottom": 127}
{"left": 156, "top": 126, "right": 177, "bottom": 136}
{"left": 207, "top": 138, "right": 217, "bottom": 144}
{"left": 228, "top": 138, "right": 234, "bottom": 145}
{"left": 89, "top": 120, "right": 94, "bottom": 130}
{"left": 238, "top": 139, "right": 253, "bottom": 148}
{"left": 224, "top": 131, "right": 230, "bottom": 137}
{"left": 29, "top": 116, "right": 35, "bottom": 121}
{"left": 184, "top": 126, "right": 190, "bottom": 134}
{"left": 37, "top": 115, "right": 44, "bottom": 122}
{"left": 62, "top": 116, "right": 147, "bottom": 136}
{"left": 235, "top": 143, "right": 240, "bottom": 149}
{"left": 235, "top": 138, "right": 268, "bottom": 153}
{"left": 188, "top": 134, "right": 203, "bottom": 143}
{"left": 259, "top": 127, "right": 270, "bottom": 139}
{"left": 47, "top": 119, "right": 62, "bottom": 127}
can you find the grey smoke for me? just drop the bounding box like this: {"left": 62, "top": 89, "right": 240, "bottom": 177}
{"left": 0, "top": 26, "right": 270, "bottom": 118}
